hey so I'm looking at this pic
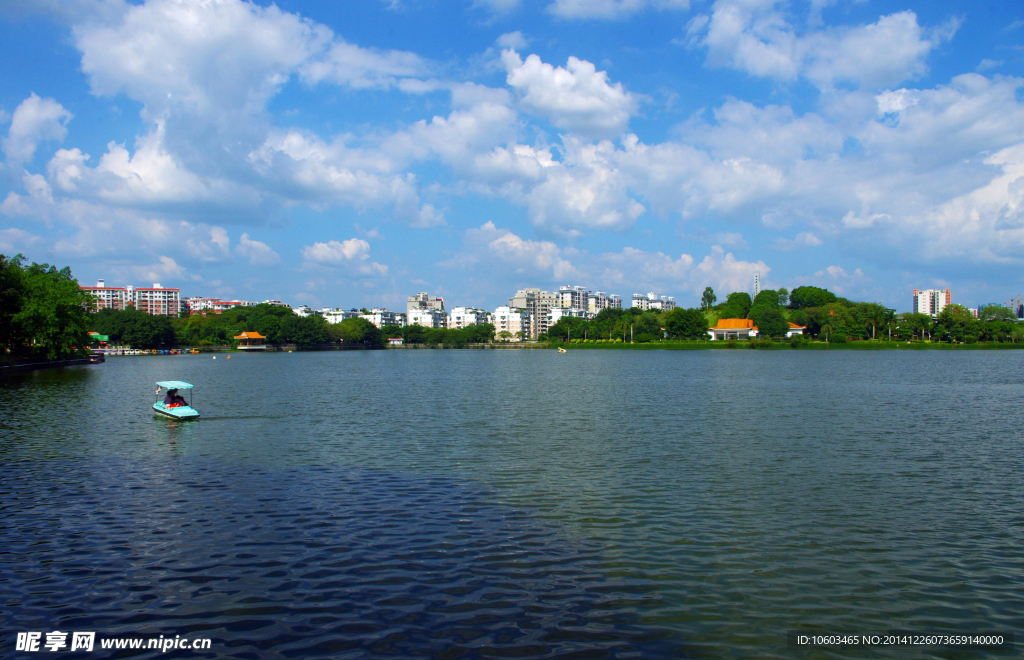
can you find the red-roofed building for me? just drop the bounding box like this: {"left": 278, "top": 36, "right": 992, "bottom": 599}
{"left": 233, "top": 331, "right": 267, "bottom": 350}
{"left": 80, "top": 279, "right": 128, "bottom": 311}
{"left": 134, "top": 284, "right": 180, "bottom": 316}
{"left": 707, "top": 318, "right": 759, "bottom": 341}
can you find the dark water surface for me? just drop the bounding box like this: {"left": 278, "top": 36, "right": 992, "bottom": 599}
{"left": 2, "top": 350, "right": 1022, "bottom": 659}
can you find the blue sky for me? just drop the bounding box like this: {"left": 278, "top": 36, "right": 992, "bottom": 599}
{"left": 0, "top": 0, "right": 1021, "bottom": 312}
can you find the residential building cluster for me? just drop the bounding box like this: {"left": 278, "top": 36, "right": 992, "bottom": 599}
{"left": 631, "top": 292, "right": 676, "bottom": 312}
{"left": 80, "top": 279, "right": 287, "bottom": 316}
{"left": 295, "top": 286, "right": 637, "bottom": 342}
{"left": 81, "top": 280, "right": 182, "bottom": 316}
{"left": 80, "top": 277, "right": 681, "bottom": 338}
{"left": 84, "top": 274, "right": 1022, "bottom": 338}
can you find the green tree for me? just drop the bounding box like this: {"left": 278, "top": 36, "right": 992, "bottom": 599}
{"left": 850, "top": 302, "right": 890, "bottom": 340}
{"left": 749, "top": 290, "right": 781, "bottom": 323}
{"left": 818, "top": 314, "right": 837, "bottom": 342}
{"left": 981, "top": 305, "right": 1016, "bottom": 321}
{"left": 94, "top": 308, "right": 177, "bottom": 348}
{"left": 0, "top": 254, "right": 26, "bottom": 355}
{"left": 717, "top": 292, "right": 752, "bottom": 319}
{"left": 752, "top": 308, "right": 788, "bottom": 338}
{"left": 280, "top": 314, "right": 330, "bottom": 346}
{"left": 330, "top": 317, "right": 384, "bottom": 348}
{"left": 897, "top": 312, "right": 932, "bottom": 341}
{"left": 934, "top": 304, "right": 975, "bottom": 342}
{"left": 665, "top": 308, "right": 709, "bottom": 339}
{"left": 777, "top": 287, "right": 789, "bottom": 307}
{"left": 789, "top": 286, "right": 837, "bottom": 309}
{"left": 701, "top": 286, "right": 717, "bottom": 311}
{"left": 751, "top": 289, "right": 780, "bottom": 310}
{"left": 882, "top": 308, "right": 897, "bottom": 340}
{"left": 256, "top": 315, "right": 282, "bottom": 343}
{"left": 16, "top": 261, "right": 92, "bottom": 359}
{"left": 633, "top": 311, "right": 661, "bottom": 342}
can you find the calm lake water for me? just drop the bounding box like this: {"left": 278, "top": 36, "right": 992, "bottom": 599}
{"left": 2, "top": 350, "right": 1022, "bottom": 659}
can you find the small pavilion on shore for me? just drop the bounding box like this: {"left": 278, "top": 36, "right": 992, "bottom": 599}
{"left": 234, "top": 331, "right": 267, "bottom": 350}
{"left": 707, "top": 319, "right": 759, "bottom": 341}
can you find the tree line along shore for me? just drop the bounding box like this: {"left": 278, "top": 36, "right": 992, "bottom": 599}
{"left": 3, "top": 254, "right": 1023, "bottom": 362}
{"left": 545, "top": 286, "right": 1024, "bottom": 348}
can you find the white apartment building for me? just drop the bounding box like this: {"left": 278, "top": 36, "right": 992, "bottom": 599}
{"left": 360, "top": 308, "right": 405, "bottom": 328}
{"left": 184, "top": 298, "right": 253, "bottom": 315}
{"left": 588, "top": 291, "right": 622, "bottom": 313}
{"left": 448, "top": 307, "right": 490, "bottom": 329}
{"left": 913, "top": 288, "right": 951, "bottom": 316}
{"left": 80, "top": 279, "right": 128, "bottom": 311}
{"left": 406, "top": 308, "right": 446, "bottom": 328}
{"left": 261, "top": 300, "right": 289, "bottom": 307}
{"left": 322, "top": 308, "right": 360, "bottom": 324}
{"left": 493, "top": 306, "right": 530, "bottom": 340}
{"left": 547, "top": 307, "right": 595, "bottom": 328}
{"left": 509, "top": 288, "right": 558, "bottom": 339}
{"left": 631, "top": 292, "right": 676, "bottom": 312}
{"left": 134, "top": 284, "right": 180, "bottom": 316}
{"left": 557, "top": 285, "right": 590, "bottom": 311}
{"left": 407, "top": 292, "right": 445, "bottom": 313}
{"left": 292, "top": 305, "right": 315, "bottom": 317}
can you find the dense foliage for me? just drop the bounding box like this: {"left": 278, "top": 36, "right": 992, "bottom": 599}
{"left": 717, "top": 292, "right": 752, "bottom": 319}
{"left": 92, "top": 308, "right": 177, "bottom": 349}
{"left": 789, "top": 286, "right": 838, "bottom": 309}
{"left": 329, "top": 318, "right": 385, "bottom": 348}
{"left": 381, "top": 322, "right": 495, "bottom": 347}
{"left": 665, "top": 308, "right": 710, "bottom": 339}
{"left": 541, "top": 284, "right": 1023, "bottom": 345}
{"left": 1, "top": 254, "right": 92, "bottom": 360}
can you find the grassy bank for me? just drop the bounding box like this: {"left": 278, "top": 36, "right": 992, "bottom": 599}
{"left": 546, "top": 340, "right": 1024, "bottom": 350}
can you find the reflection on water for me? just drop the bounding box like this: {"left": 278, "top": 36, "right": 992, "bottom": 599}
{"left": 2, "top": 350, "right": 1023, "bottom": 658}
{"left": 1, "top": 459, "right": 671, "bottom": 659}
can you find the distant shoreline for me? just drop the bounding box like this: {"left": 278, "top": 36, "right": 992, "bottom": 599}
{"left": 535, "top": 341, "right": 1024, "bottom": 350}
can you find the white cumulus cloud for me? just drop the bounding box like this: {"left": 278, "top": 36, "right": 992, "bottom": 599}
{"left": 236, "top": 233, "right": 281, "bottom": 267}
{"left": 301, "top": 238, "right": 388, "bottom": 275}
{"left": 462, "top": 221, "right": 576, "bottom": 279}
{"left": 74, "top": 0, "right": 331, "bottom": 120}
{"left": 0, "top": 227, "right": 44, "bottom": 253}
{"left": 2, "top": 93, "right": 73, "bottom": 164}
{"left": 502, "top": 49, "right": 637, "bottom": 138}
{"left": 549, "top": 0, "right": 689, "bottom": 20}
{"left": 689, "top": 2, "right": 955, "bottom": 90}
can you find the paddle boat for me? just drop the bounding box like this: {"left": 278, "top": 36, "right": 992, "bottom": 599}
{"left": 153, "top": 381, "right": 200, "bottom": 420}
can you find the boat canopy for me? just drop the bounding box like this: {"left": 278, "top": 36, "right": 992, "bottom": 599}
{"left": 156, "top": 381, "right": 194, "bottom": 390}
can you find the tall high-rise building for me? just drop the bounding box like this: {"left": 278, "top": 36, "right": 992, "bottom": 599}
{"left": 587, "top": 291, "right": 622, "bottom": 313}
{"left": 912, "top": 288, "right": 951, "bottom": 316}
{"left": 753, "top": 273, "right": 761, "bottom": 299}
{"left": 509, "top": 288, "right": 558, "bottom": 338}
{"left": 80, "top": 279, "right": 128, "bottom": 311}
{"left": 407, "top": 292, "right": 445, "bottom": 313}
{"left": 133, "top": 284, "right": 181, "bottom": 316}
{"left": 557, "top": 285, "right": 590, "bottom": 311}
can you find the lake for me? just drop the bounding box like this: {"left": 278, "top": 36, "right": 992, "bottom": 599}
{"left": 1, "top": 350, "right": 1022, "bottom": 659}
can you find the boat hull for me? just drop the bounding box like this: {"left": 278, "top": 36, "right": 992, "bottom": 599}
{"left": 153, "top": 403, "right": 200, "bottom": 419}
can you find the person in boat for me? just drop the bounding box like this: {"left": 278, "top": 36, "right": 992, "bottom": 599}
{"left": 164, "top": 388, "right": 187, "bottom": 407}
